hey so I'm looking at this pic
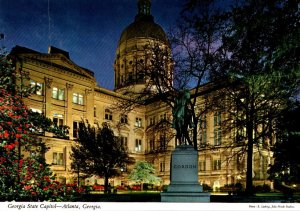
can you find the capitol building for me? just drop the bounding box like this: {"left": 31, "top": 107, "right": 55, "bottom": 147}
{"left": 10, "top": 0, "right": 272, "bottom": 191}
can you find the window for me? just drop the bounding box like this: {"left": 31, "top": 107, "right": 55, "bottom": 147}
{"left": 53, "top": 152, "right": 64, "bottom": 165}
{"left": 73, "top": 121, "right": 83, "bottom": 138}
{"left": 135, "top": 139, "right": 142, "bottom": 152}
{"left": 30, "top": 81, "right": 43, "bottom": 95}
{"left": 52, "top": 87, "right": 64, "bottom": 100}
{"left": 160, "top": 113, "right": 167, "bottom": 121}
{"left": 160, "top": 162, "right": 165, "bottom": 172}
{"left": 105, "top": 109, "right": 113, "bottom": 120}
{"left": 213, "top": 159, "right": 221, "bottom": 170}
{"left": 236, "top": 127, "right": 246, "bottom": 143}
{"left": 73, "top": 121, "right": 79, "bottom": 138}
{"left": 237, "top": 153, "right": 245, "bottom": 171}
{"left": 214, "top": 111, "right": 221, "bottom": 126}
{"left": 53, "top": 115, "right": 64, "bottom": 129}
{"left": 199, "top": 115, "right": 207, "bottom": 147}
{"left": 73, "top": 93, "right": 83, "bottom": 105}
{"left": 199, "top": 161, "right": 206, "bottom": 171}
{"left": 213, "top": 112, "right": 222, "bottom": 146}
{"left": 128, "top": 72, "right": 133, "bottom": 81}
{"left": 120, "top": 115, "right": 128, "bottom": 124}
{"left": 94, "top": 106, "right": 97, "bottom": 117}
{"left": 199, "top": 115, "right": 207, "bottom": 129}
{"left": 214, "top": 128, "right": 222, "bottom": 146}
{"left": 52, "top": 87, "right": 58, "bottom": 99}
{"left": 120, "top": 136, "right": 128, "bottom": 149}
{"left": 149, "top": 116, "right": 156, "bottom": 126}
{"left": 138, "top": 72, "right": 144, "bottom": 81}
{"left": 159, "top": 135, "right": 166, "bottom": 149}
{"left": 149, "top": 139, "right": 155, "bottom": 151}
{"left": 135, "top": 117, "right": 142, "bottom": 127}
{"left": 199, "top": 130, "right": 207, "bottom": 147}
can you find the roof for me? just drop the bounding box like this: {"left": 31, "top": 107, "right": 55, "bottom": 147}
{"left": 118, "top": 15, "right": 168, "bottom": 46}
{"left": 10, "top": 45, "right": 94, "bottom": 78}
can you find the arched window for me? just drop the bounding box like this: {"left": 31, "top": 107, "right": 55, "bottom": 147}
{"left": 105, "top": 109, "right": 113, "bottom": 120}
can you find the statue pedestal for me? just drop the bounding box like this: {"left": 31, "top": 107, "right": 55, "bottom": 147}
{"left": 161, "top": 145, "right": 210, "bottom": 202}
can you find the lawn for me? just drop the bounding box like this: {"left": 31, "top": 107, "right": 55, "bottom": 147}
{"left": 83, "top": 191, "right": 300, "bottom": 202}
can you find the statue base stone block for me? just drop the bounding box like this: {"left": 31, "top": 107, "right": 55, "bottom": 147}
{"left": 161, "top": 145, "right": 210, "bottom": 202}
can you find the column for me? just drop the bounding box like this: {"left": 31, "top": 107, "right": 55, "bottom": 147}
{"left": 85, "top": 88, "right": 93, "bottom": 122}
{"left": 66, "top": 83, "right": 74, "bottom": 138}
{"left": 44, "top": 77, "right": 53, "bottom": 118}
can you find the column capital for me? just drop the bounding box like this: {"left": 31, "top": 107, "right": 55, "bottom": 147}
{"left": 66, "top": 83, "right": 74, "bottom": 89}
{"left": 85, "top": 89, "right": 92, "bottom": 95}
{"left": 44, "top": 77, "right": 53, "bottom": 89}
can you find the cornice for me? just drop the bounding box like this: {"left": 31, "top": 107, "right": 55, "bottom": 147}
{"left": 21, "top": 56, "right": 95, "bottom": 84}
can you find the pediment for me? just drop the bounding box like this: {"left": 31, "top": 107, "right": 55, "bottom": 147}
{"left": 134, "top": 127, "right": 145, "bottom": 136}
{"left": 38, "top": 55, "right": 94, "bottom": 79}
{"left": 119, "top": 124, "right": 130, "bottom": 132}
{"left": 11, "top": 46, "right": 94, "bottom": 79}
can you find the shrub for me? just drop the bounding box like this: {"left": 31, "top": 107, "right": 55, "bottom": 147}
{"left": 130, "top": 185, "right": 141, "bottom": 191}
{"left": 92, "top": 185, "right": 104, "bottom": 191}
{"left": 234, "top": 182, "right": 244, "bottom": 193}
{"left": 202, "top": 183, "right": 212, "bottom": 192}
{"left": 254, "top": 184, "right": 271, "bottom": 193}
{"left": 143, "top": 183, "right": 154, "bottom": 190}
{"left": 115, "top": 185, "right": 127, "bottom": 191}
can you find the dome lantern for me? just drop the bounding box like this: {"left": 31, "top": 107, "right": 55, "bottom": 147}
{"left": 137, "top": 0, "right": 151, "bottom": 17}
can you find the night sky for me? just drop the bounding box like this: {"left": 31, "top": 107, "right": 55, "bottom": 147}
{"left": 0, "top": 0, "right": 184, "bottom": 90}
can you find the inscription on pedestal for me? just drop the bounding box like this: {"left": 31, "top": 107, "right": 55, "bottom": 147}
{"left": 161, "top": 145, "right": 210, "bottom": 202}
{"left": 170, "top": 146, "right": 199, "bottom": 183}
{"left": 173, "top": 164, "right": 196, "bottom": 169}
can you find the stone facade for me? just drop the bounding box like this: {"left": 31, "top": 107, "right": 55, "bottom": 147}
{"left": 9, "top": 0, "right": 273, "bottom": 190}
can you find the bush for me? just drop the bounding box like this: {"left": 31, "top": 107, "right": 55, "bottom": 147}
{"left": 115, "top": 185, "right": 127, "bottom": 191}
{"left": 219, "top": 183, "right": 244, "bottom": 195}
{"left": 220, "top": 184, "right": 234, "bottom": 192}
{"left": 143, "top": 183, "right": 154, "bottom": 190}
{"left": 130, "top": 185, "right": 141, "bottom": 191}
{"left": 202, "top": 183, "right": 212, "bottom": 192}
{"left": 92, "top": 185, "right": 104, "bottom": 191}
{"left": 234, "top": 183, "right": 244, "bottom": 193}
{"left": 254, "top": 184, "right": 271, "bottom": 193}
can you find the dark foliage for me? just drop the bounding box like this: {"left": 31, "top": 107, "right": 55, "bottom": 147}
{"left": 71, "top": 121, "right": 134, "bottom": 193}
{"left": 268, "top": 101, "right": 300, "bottom": 185}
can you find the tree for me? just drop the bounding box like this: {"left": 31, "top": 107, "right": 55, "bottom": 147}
{"left": 115, "top": 0, "right": 225, "bottom": 150}
{"left": 128, "top": 161, "right": 161, "bottom": 191}
{"left": 268, "top": 101, "right": 300, "bottom": 186}
{"left": 0, "top": 44, "right": 82, "bottom": 201}
{"left": 70, "top": 121, "right": 134, "bottom": 194}
{"left": 210, "top": 0, "right": 300, "bottom": 195}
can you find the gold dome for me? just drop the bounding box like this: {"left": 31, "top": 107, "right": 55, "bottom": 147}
{"left": 114, "top": 0, "right": 170, "bottom": 93}
{"left": 118, "top": 15, "right": 168, "bottom": 46}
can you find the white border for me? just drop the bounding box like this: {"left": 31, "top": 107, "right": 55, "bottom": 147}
{"left": 0, "top": 202, "right": 299, "bottom": 211}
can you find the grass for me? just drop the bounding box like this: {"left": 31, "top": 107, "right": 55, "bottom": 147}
{"left": 255, "top": 192, "right": 284, "bottom": 197}
{"left": 84, "top": 191, "right": 300, "bottom": 202}
{"left": 82, "top": 191, "right": 161, "bottom": 202}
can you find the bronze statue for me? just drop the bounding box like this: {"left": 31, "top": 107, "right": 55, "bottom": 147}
{"left": 172, "top": 89, "right": 193, "bottom": 145}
